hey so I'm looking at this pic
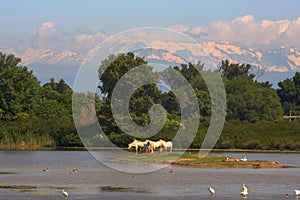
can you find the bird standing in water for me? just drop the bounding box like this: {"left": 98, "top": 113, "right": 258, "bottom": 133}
{"left": 62, "top": 189, "right": 68, "bottom": 199}
{"left": 208, "top": 186, "right": 215, "bottom": 196}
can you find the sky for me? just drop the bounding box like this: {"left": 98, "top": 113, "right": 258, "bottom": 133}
{"left": 1, "top": 0, "right": 300, "bottom": 53}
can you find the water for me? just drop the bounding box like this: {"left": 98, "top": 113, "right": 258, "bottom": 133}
{"left": 0, "top": 151, "right": 300, "bottom": 199}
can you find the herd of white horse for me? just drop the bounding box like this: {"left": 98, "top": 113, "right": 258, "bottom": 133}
{"left": 128, "top": 139, "right": 173, "bottom": 154}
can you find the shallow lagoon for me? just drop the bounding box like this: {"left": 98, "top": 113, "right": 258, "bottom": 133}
{"left": 0, "top": 151, "right": 300, "bottom": 199}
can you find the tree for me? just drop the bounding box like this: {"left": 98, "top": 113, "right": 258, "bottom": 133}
{"left": 222, "top": 60, "right": 283, "bottom": 121}
{"left": 226, "top": 79, "right": 283, "bottom": 121}
{"left": 33, "top": 78, "right": 73, "bottom": 121}
{"left": 98, "top": 52, "right": 162, "bottom": 133}
{"left": 278, "top": 72, "right": 300, "bottom": 115}
{"left": 99, "top": 52, "right": 149, "bottom": 101}
{"left": 219, "top": 59, "right": 255, "bottom": 80}
{"left": 0, "top": 52, "right": 41, "bottom": 120}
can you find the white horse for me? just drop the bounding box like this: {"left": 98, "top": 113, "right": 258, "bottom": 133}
{"left": 160, "top": 139, "right": 173, "bottom": 153}
{"left": 145, "top": 140, "right": 164, "bottom": 153}
{"left": 128, "top": 139, "right": 145, "bottom": 154}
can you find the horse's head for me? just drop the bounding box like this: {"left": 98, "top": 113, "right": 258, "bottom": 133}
{"left": 128, "top": 142, "right": 134, "bottom": 149}
{"left": 145, "top": 139, "right": 153, "bottom": 143}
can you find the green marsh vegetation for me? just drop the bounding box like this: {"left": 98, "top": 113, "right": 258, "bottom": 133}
{"left": 0, "top": 52, "right": 300, "bottom": 151}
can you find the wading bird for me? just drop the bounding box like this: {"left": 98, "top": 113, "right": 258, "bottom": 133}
{"left": 208, "top": 186, "right": 215, "bottom": 196}
{"left": 241, "top": 156, "right": 248, "bottom": 162}
{"left": 240, "top": 184, "right": 248, "bottom": 197}
{"left": 62, "top": 189, "right": 68, "bottom": 199}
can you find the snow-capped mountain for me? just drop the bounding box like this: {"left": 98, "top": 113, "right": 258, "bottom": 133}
{"left": 16, "top": 49, "right": 84, "bottom": 85}
{"left": 21, "top": 48, "right": 84, "bottom": 66}
{"left": 9, "top": 41, "right": 300, "bottom": 87}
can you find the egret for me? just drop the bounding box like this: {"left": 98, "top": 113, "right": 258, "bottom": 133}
{"left": 62, "top": 189, "right": 68, "bottom": 199}
{"left": 295, "top": 190, "right": 300, "bottom": 196}
{"left": 241, "top": 156, "right": 248, "bottom": 162}
{"left": 240, "top": 189, "right": 248, "bottom": 197}
{"left": 242, "top": 184, "right": 248, "bottom": 192}
{"left": 241, "top": 184, "right": 248, "bottom": 197}
{"left": 208, "top": 186, "right": 215, "bottom": 196}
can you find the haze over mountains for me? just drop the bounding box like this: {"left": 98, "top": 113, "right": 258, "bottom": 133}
{"left": 7, "top": 40, "right": 300, "bottom": 88}
{"left": 2, "top": 15, "right": 300, "bottom": 87}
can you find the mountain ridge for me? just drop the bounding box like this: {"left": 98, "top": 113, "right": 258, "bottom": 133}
{"left": 3, "top": 41, "right": 300, "bottom": 86}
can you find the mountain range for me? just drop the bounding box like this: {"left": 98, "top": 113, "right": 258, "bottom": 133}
{"left": 6, "top": 41, "right": 300, "bottom": 88}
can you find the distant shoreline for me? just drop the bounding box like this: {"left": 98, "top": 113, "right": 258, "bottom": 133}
{"left": 1, "top": 147, "right": 300, "bottom": 153}
{"left": 114, "top": 153, "right": 293, "bottom": 169}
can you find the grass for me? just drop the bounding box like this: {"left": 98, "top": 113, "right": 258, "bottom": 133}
{"left": 100, "top": 185, "right": 156, "bottom": 193}
{"left": 0, "top": 184, "right": 37, "bottom": 189}
{"left": 115, "top": 152, "right": 286, "bottom": 169}
{"left": 0, "top": 171, "right": 18, "bottom": 174}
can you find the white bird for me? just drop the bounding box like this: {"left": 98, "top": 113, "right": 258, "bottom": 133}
{"left": 62, "top": 189, "right": 68, "bottom": 199}
{"left": 240, "top": 189, "right": 248, "bottom": 197}
{"left": 240, "top": 184, "right": 248, "bottom": 197}
{"left": 241, "top": 156, "right": 248, "bottom": 162}
{"left": 295, "top": 189, "right": 300, "bottom": 196}
{"left": 242, "top": 184, "right": 248, "bottom": 192}
{"left": 208, "top": 186, "right": 215, "bottom": 195}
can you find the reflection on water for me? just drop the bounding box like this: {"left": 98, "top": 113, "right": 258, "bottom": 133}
{"left": 0, "top": 151, "right": 300, "bottom": 199}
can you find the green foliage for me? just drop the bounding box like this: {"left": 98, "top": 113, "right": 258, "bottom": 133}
{"left": 225, "top": 78, "right": 283, "bottom": 121}
{"left": 33, "top": 78, "right": 73, "bottom": 121}
{"left": 99, "top": 52, "right": 148, "bottom": 100}
{"left": 0, "top": 117, "right": 82, "bottom": 149}
{"left": 219, "top": 60, "right": 283, "bottom": 122}
{"left": 278, "top": 72, "right": 300, "bottom": 115}
{"left": 98, "top": 52, "right": 162, "bottom": 133}
{"left": 0, "top": 51, "right": 299, "bottom": 151}
{"left": 52, "top": 123, "right": 83, "bottom": 147}
{"left": 213, "top": 120, "right": 300, "bottom": 150}
{"left": 219, "top": 59, "right": 254, "bottom": 80}
{"left": 0, "top": 51, "right": 83, "bottom": 149}
{"left": 0, "top": 52, "right": 41, "bottom": 120}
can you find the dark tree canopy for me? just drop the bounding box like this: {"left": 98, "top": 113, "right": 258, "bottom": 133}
{"left": 221, "top": 60, "right": 283, "bottom": 121}
{"left": 278, "top": 72, "right": 300, "bottom": 115}
{"left": 219, "top": 59, "right": 255, "bottom": 80}
{"left": 98, "top": 52, "right": 162, "bottom": 133}
{"left": 0, "top": 53, "right": 41, "bottom": 120}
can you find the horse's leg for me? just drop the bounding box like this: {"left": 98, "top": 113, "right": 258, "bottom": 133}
{"left": 150, "top": 146, "right": 154, "bottom": 153}
{"left": 159, "top": 146, "right": 163, "bottom": 154}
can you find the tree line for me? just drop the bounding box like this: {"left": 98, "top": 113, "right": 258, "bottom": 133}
{"left": 0, "top": 51, "right": 300, "bottom": 150}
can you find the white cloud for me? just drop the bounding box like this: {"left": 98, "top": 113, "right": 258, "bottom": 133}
{"left": 169, "top": 24, "right": 189, "bottom": 33}
{"left": 39, "top": 22, "right": 56, "bottom": 33}
{"left": 74, "top": 33, "right": 108, "bottom": 51}
{"left": 169, "top": 15, "right": 300, "bottom": 49}
{"left": 190, "top": 26, "right": 204, "bottom": 35}
{"left": 31, "top": 21, "right": 58, "bottom": 49}
{"left": 284, "top": 17, "right": 300, "bottom": 48}
{"left": 30, "top": 22, "right": 108, "bottom": 52}
{"left": 25, "top": 16, "right": 300, "bottom": 54}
